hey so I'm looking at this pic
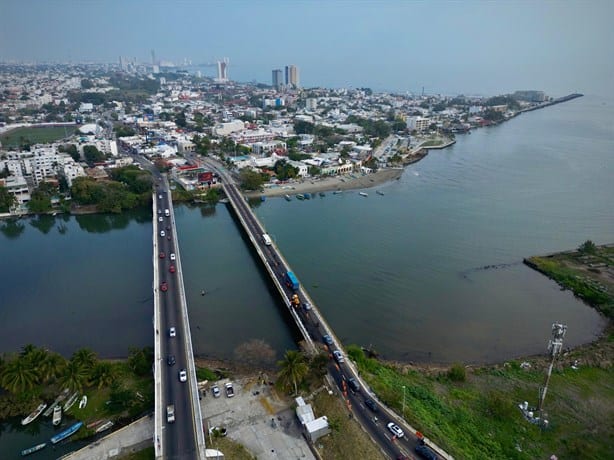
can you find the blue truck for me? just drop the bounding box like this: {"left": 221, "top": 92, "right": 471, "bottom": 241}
{"left": 285, "top": 271, "right": 300, "bottom": 291}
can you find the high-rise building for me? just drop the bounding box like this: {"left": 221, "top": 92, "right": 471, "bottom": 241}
{"left": 272, "top": 69, "right": 283, "bottom": 89}
{"left": 285, "top": 65, "right": 299, "bottom": 88}
{"left": 216, "top": 58, "right": 229, "bottom": 83}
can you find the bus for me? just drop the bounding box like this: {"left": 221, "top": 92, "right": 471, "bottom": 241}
{"left": 285, "top": 271, "right": 299, "bottom": 291}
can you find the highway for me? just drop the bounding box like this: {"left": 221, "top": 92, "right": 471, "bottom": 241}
{"left": 204, "top": 158, "right": 441, "bottom": 460}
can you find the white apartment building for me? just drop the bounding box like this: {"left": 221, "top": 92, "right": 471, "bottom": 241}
{"left": 213, "top": 120, "right": 244, "bottom": 136}
{"left": 0, "top": 176, "right": 30, "bottom": 207}
{"left": 62, "top": 162, "right": 86, "bottom": 187}
{"left": 406, "top": 116, "right": 430, "bottom": 132}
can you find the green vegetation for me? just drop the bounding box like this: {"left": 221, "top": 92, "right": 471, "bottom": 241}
{"left": 71, "top": 166, "right": 152, "bottom": 213}
{"left": 114, "top": 124, "right": 136, "bottom": 137}
{"left": 346, "top": 115, "right": 392, "bottom": 138}
{"left": 0, "top": 345, "right": 154, "bottom": 425}
{"left": 204, "top": 436, "right": 256, "bottom": 460}
{"left": 525, "top": 243, "right": 613, "bottom": 319}
{"left": 0, "top": 125, "right": 76, "bottom": 149}
{"left": 27, "top": 182, "right": 57, "bottom": 213}
{"left": 347, "top": 345, "right": 614, "bottom": 460}
{"left": 276, "top": 350, "right": 309, "bottom": 395}
{"left": 83, "top": 145, "right": 106, "bottom": 165}
{"left": 238, "top": 168, "right": 266, "bottom": 191}
{"left": 0, "top": 186, "right": 17, "bottom": 212}
{"left": 119, "top": 447, "right": 155, "bottom": 460}
{"left": 273, "top": 160, "right": 299, "bottom": 181}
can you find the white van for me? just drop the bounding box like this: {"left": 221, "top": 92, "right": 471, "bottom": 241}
{"left": 262, "top": 234, "right": 272, "bottom": 246}
{"left": 164, "top": 209, "right": 170, "bottom": 217}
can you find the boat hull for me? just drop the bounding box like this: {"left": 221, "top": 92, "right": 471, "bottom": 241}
{"left": 21, "top": 442, "right": 46, "bottom": 456}
{"left": 50, "top": 421, "right": 83, "bottom": 444}
{"left": 21, "top": 403, "right": 47, "bottom": 426}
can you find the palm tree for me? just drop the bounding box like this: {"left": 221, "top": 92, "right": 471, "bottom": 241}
{"left": 277, "top": 350, "right": 309, "bottom": 395}
{"left": 60, "top": 360, "right": 88, "bottom": 392}
{"left": 0, "top": 356, "right": 38, "bottom": 393}
{"left": 37, "top": 352, "right": 66, "bottom": 384}
{"left": 23, "top": 346, "right": 50, "bottom": 384}
{"left": 71, "top": 348, "right": 97, "bottom": 373}
{"left": 90, "top": 361, "right": 115, "bottom": 389}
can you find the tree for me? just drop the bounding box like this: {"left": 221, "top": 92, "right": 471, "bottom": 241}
{"left": 274, "top": 160, "right": 298, "bottom": 181}
{"left": 239, "top": 168, "right": 265, "bottom": 191}
{"left": 60, "top": 360, "right": 89, "bottom": 392}
{"left": 71, "top": 348, "right": 97, "bottom": 373}
{"left": 578, "top": 240, "right": 597, "bottom": 254}
{"left": 175, "top": 111, "right": 187, "bottom": 128}
{"left": 128, "top": 347, "right": 154, "bottom": 376}
{"left": 90, "top": 361, "right": 115, "bottom": 389}
{"left": 37, "top": 352, "right": 66, "bottom": 384}
{"left": 27, "top": 183, "right": 54, "bottom": 214}
{"left": 0, "top": 186, "right": 16, "bottom": 212}
{"left": 277, "top": 350, "right": 309, "bottom": 395}
{"left": 83, "top": 145, "right": 106, "bottom": 164}
{"left": 0, "top": 356, "right": 38, "bottom": 393}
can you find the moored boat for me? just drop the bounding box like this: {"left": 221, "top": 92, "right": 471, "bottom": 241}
{"left": 52, "top": 405, "right": 62, "bottom": 426}
{"left": 63, "top": 392, "right": 79, "bottom": 412}
{"left": 95, "top": 420, "right": 114, "bottom": 433}
{"left": 296, "top": 194, "right": 304, "bottom": 200}
{"left": 260, "top": 195, "right": 266, "bottom": 202}
{"left": 319, "top": 192, "right": 325, "bottom": 197}
{"left": 86, "top": 419, "right": 104, "bottom": 429}
{"left": 333, "top": 190, "right": 343, "bottom": 195}
{"left": 50, "top": 421, "right": 83, "bottom": 444}
{"left": 79, "top": 395, "right": 88, "bottom": 409}
{"left": 304, "top": 193, "right": 311, "bottom": 199}
{"left": 359, "top": 192, "right": 368, "bottom": 197}
{"left": 376, "top": 190, "right": 385, "bottom": 196}
{"left": 20, "top": 442, "right": 47, "bottom": 456}
{"left": 44, "top": 389, "right": 69, "bottom": 417}
{"left": 284, "top": 194, "right": 291, "bottom": 201}
{"left": 21, "top": 403, "right": 47, "bottom": 426}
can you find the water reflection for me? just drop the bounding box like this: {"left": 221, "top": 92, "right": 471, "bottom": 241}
{"left": 74, "top": 208, "right": 151, "bottom": 233}
{"left": 0, "top": 218, "right": 25, "bottom": 239}
{"left": 29, "top": 215, "right": 55, "bottom": 234}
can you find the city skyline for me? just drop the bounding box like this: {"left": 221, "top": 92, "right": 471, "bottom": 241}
{"left": 1, "top": 0, "right": 613, "bottom": 97}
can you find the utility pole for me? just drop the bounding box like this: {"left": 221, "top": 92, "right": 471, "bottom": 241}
{"left": 402, "top": 385, "right": 406, "bottom": 415}
{"left": 538, "top": 323, "right": 567, "bottom": 416}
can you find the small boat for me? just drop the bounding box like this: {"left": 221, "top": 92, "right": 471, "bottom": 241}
{"left": 376, "top": 190, "right": 385, "bottom": 196}
{"left": 95, "top": 420, "right": 114, "bottom": 433}
{"left": 44, "top": 389, "right": 69, "bottom": 416}
{"left": 79, "top": 395, "right": 88, "bottom": 409}
{"left": 260, "top": 195, "right": 266, "bottom": 202}
{"left": 52, "top": 405, "right": 62, "bottom": 426}
{"left": 333, "top": 190, "right": 343, "bottom": 195}
{"left": 21, "top": 403, "right": 47, "bottom": 426}
{"left": 359, "top": 192, "right": 368, "bottom": 197}
{"left": 304, "top": 193, "right": 311, "bottom": 200}
{"left": 86, "top": 419, "right": 104, "bottom": 429}
{"left": 20, "top": 442, "right": 47, "bottom": 457}
{"left": 50, "top": 421, "right": 83, "bottom": 444}
{"left": 63, "top": 392, "right": 79, "bottom": 412}
{"left": 319, "top": 192, "right": 325, "bottom": 197}
{"left": 296, "top": 194, "right": 304, "bottom": 200}
{"left": 284, "top": 194, "right": 291, "bottom": 201}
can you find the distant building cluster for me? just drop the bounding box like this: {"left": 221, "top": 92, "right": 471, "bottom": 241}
{"left": 272, "top": 65, "right": 300, "bottom": 90}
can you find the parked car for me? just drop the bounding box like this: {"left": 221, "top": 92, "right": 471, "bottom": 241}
{"left": 415, "top": 444, "right": 437, "bottom": 460}
{"left": 387, "top": 422, "right": 404, "bottom": 438}
{"left": 225, "top": 382, "right": 235, "bottom": 398}
{"left": 364, "top": 398, "right": 378, "bottom": 412}
{"left": 333, "top": 350, "right": 344, "bottom": 363}
{"left": 179, "top": 369, "right": 187, "bottom": 382}
{"left": 169, "top": 327, "right": 176, "bottom": 337}
{"left": 211, "top": 385, "right": 221, "bottom": 398}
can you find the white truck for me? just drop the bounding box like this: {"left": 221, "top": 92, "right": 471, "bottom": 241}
{"left": 166, "top": 404, "right": 175, "bottom": 423}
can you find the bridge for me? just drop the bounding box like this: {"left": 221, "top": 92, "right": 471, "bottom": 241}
{"left": 151, "top": 158, "right": 450, "bottom": 459}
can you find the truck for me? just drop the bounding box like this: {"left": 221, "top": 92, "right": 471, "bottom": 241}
{"left": 164, "top": 209, "right": 170, "bottom": 217}
{"left": 285, "top": 271, "right": 299, "bottom": 291}
{"left": 166, "top": 404, "right": 175, "bottom": 423}
{"left": 262, "top": 233, "right": 272, "bottom": 246}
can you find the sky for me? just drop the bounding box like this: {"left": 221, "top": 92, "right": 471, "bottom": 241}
{"left": 1, "top": 0, "right": 613, "bottom": 97}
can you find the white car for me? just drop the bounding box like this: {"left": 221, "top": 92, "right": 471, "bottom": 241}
{"left": 211, "top": 385, "right": 221, "bottom": 398}
{"left": 160, "top": 230, "right": 165, "bottom": 237}
{"left": 179, "top": 369, "right": 187, "bottom": 382}
{"left": 387, "top": 422, "right": 404, "bottom": 438}
{"left": 333, "top": 350, "right": 344, "bottom": 363}
{"left": 170, "top": 253, "right": 176, "bottom": 261}
{"left": 158, "top": 216, "right": 163, "bottom": 222}
{"left": 169, "top": 327, "right": 176, "bottom": 337}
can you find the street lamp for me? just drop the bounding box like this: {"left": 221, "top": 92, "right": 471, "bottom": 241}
{"left": 402, "top": 385, "right": 406, "bottom": 415}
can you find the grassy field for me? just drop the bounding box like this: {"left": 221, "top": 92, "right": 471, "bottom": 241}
{"left": 0, "top": 125, "right": 76, "bottom": 147}
{"left": 348, "top": 341, "right": 613, "bottom": 460}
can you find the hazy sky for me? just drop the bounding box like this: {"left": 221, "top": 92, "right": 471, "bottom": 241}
{"left": 1, "top": 0, "right": 613, "bottom": 96}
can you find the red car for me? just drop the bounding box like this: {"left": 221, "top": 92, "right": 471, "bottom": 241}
{"left": 169, "top": 265, "right": 176, "bottom": 273}
{"left": 159, "top": 252, "right": 165, "bottom": 259}
{"left": 160, "top": 282, "right": 168, "bottom": 292}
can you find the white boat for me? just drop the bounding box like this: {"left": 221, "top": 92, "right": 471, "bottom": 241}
{"left": 44, "top": 389, "right": 69, "bottom": 416}
{"left": 95, "top": 420, "right": 114, "bottom": 433}
{"left": 21, "top": 403, "right": 47, "bottom": 425}
{"left": 52, "top": 405, "right": 62, "bottom": 426}
{"left": 79, "top": 395, "right": 88, "bottom": 409}
{"left": 20, "top": 442, "right": 47, "bottom": 456}
{"left": 376, "top": 190, "right": 385, "bottom": 196}
{"left": 63, "top": 392, "right": 79, "bottom": 411}
{"left": 359, "top": 192, "right": 368, "bottom": 197}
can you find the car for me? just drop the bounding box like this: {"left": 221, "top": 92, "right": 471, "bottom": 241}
{"left": 303, "top": 302, "right": 312, "bottom": 311}
{"left": 169, "top": 265, "right": 176, "bottom": 273}
{"left": 170, "top": 253, "right": 176, "bottom": 261}
{"left": 348, "top": 377, "right": 360, "bottom": 393}
{"left": 167, "top": 235, "right": 171, "bottom": 240}
{"left": 158, "top": 194, "right": 162, "bottom": 199}
{"left": 387, "top": 422, "right": 404, "bottom": 438}
{"left": 211, "top": 385, "right": 221, "bottom": 398}
{"left": 160, "top": 281, "right": 168, "bottom": 292}
{"left": 158, "top": 209, "right": 162, "bottom": 215}
{"left": 364, "top": 398, "right": 378, "bottom": 412}
{"left": 167, "top": 355, "right": 176, "bottom": 366}
{"left": 169, "top": 327, "right": 176, "bottom": 337}
{"left": 322, "top": 334, "right": 333, "bottom": 346}
{"left": 225, "top": 382, "right": 235, "bottom": 398}
{"left": 158, "top": 216, "right": 163, "bottom": 222}
{"left": 179, "top": 369, "right": 187, "bottom": 382}
{"left": 415, "top": 444, "right": 437, "bottom": 460}
{"left": 159, "top": 252, "right": 165, "bottom": 259}
{"left": 166, "top": 225, "right": 171, "bottom": 231}
{"left": 160, "top": 230, "right": 165, "bottom": 237}
{"left": 333, "top": 350, "right": 344, "bottom": 363}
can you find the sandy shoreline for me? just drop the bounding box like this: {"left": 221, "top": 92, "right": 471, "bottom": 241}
{"left": 246, "top": 167, "right": 406, "bottom": 198}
